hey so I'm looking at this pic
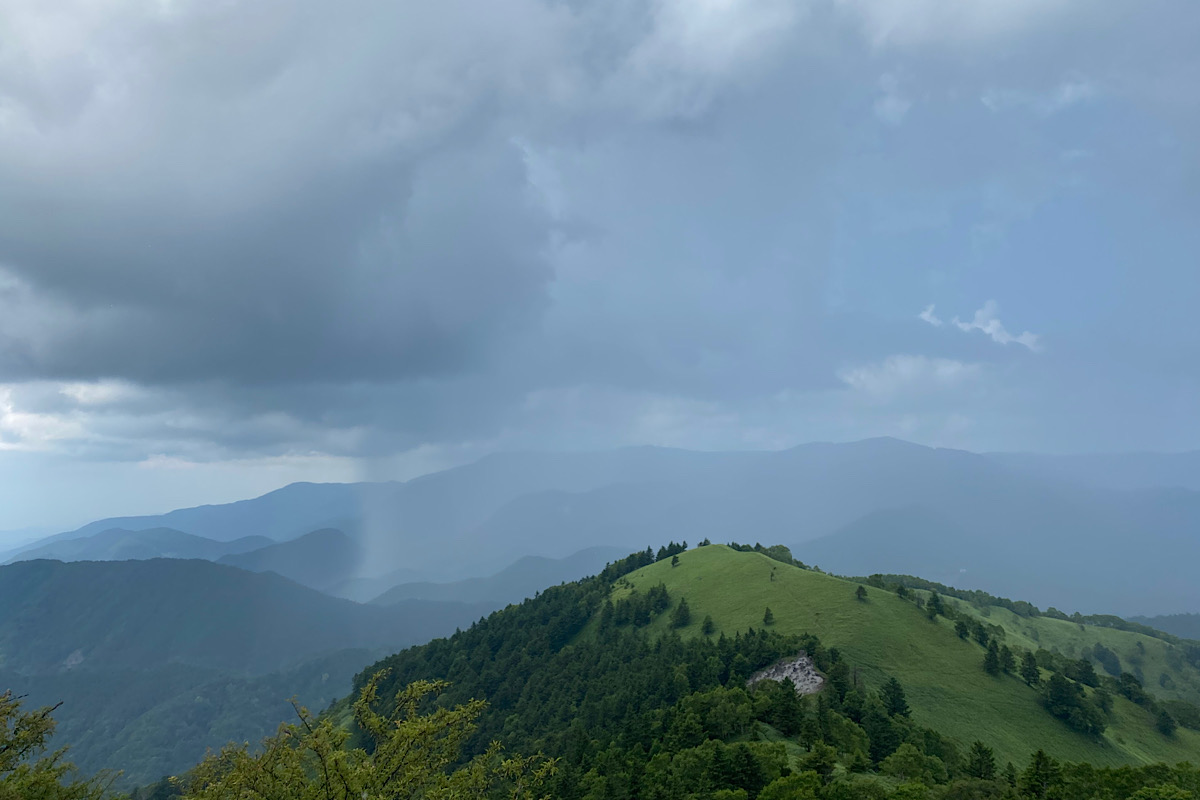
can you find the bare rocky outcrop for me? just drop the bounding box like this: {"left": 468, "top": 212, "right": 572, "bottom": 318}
{"left": 746, "top": 652, "right": 824, "bottom": 695}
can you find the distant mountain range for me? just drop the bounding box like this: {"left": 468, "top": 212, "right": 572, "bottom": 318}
{"left": 6, "top": 526, "right": 272, "bottom": 564}
{"left": 217, "top": 528, "right": 361, "bottom": 593}
{"left": 369, "top": 545, "right": 630, "bottom": 607}
{"left": 6, "top": 439, "right": 1200, "bottom": 615}
{"left": 987, "top": 451, "right": 1200, "bottom": 492}
{"left": 1131, "top": 613, "right": 1200, "bottom": 640}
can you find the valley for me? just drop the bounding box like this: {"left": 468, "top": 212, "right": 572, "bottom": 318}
{"left": 3, "top": 442, "right": 1199, "bottom": 797}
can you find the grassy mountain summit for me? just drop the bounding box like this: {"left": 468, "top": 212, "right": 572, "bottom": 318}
{"left": 350, "top": 543, "right": 1200, "bottom": 800}
{"left": 616, "top": 545, "right": 1200, "bottom": 767}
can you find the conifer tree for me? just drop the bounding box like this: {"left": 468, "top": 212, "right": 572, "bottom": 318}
{"left": 965, "top": 740, "right": 996, "bottom": 780}
{"left": 1019, "top": 750, "right": 1062, "bottom": 799}
{"left": 856, "top": 585, "right": 868, "bottom": 602}
{"left": 701, "top": 615, "right": 716, "bottom": 636}
{"left": 670, "top": 598, "right": 692, "bottom": 628}
{"left": 771, "top": 679, "right": 804, "bottom": 736}
{"left": 1021, "top": 651, "right": 1041, "bottom": 686}
{"left": 927, "top": 591, "right": 945, "bottom": 616}
{"left": 763, "top": 607, "right": 775, "bottom": 626}
{"left": 881, "top": 677, "right": 910, "bottom": 718}
{"left": 984, "top": 640, "right": 1001, "bottom": 676}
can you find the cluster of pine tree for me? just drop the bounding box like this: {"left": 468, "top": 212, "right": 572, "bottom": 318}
{"left": 865, "top": 574, "right": 1200, "bottom": 671}
{"left": 7, "top": 545, "right": 1200, "bottom": 800}
{"left": 349, "top": 548, "right": 1198, "bottom": 799}
{"left": 602, "top": 584, "right": 672, "bottom": 628}
{"left": 656, "top": 541, "right": 688, "bottom": 562}
{"left": 880, "top": 580, "right": 1197, "bottom": 740}
{"left": 726, "top": 542, "right": 808, "bottom": 569}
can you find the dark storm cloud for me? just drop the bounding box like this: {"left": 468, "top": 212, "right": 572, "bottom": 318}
{"left": 0, "top": 0, "right": 575, "bottom": 385}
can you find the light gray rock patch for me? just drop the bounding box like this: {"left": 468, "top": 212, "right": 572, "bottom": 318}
{"left": 746, "top": 652, "right": 824, "bottom": 695}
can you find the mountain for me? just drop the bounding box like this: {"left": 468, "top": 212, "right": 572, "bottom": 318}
{"left": 795, "top": 506, "right": 973, "bottom": 584}
{"left": 15, "top": 438, "right": 1200, "bottom": 614}
{"left": 611, "top": 546, "right": 1200, "bottom": 766}
{"left": 1131, "top": 614, "right": 1200, "bottom": 641}
{"left": 10, "top": 480, "right": 386, "bottom": 551}
{"left": 218, "top": 528, "right": 361, "bottom": 593}
{"left": 351, "top": 544, "right": 1200, "bottom": 800}
{"left": 0, "top": 558, "right": 488, "bottom": 676}
{"left": 0, "top": 557, "right": 494, "bottom": 788}
{"left": 369, "top": 545, "right": 630, "bottom": 607}
{"left": 988, "top": 451, "right": 1200, "bottom": 492}
{"left": 793, "top": 483, "right": 1200, "bottom": 617}
{"left": 433, "top": 441, "right": 1200, "bottom": 614}
{"left": 5, "top": 527, "right": 272, "bottom": 564}
{"left": 329, "top": 566, "right": 431, "bottom": 603}
{"left": 0, "top": 525, "right": 56, "bottom": 558}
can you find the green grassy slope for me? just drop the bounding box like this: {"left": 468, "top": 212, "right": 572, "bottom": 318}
{"left": 944, "top": 600, "right": 1200, "bottom": 707}
{"left": 616, "top": 545, "right": 1200, "bottom": 767}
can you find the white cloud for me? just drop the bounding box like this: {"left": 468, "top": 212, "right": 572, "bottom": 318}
{"left": 59, "top": 380, "right": 143, "bottom": 406}
{"left": 981, "top": 77, "right": 1099, "bottom": 115}
{"left": 918, "top": 304, "right": 943, "bottom": 326}
{"left": 0, "top": 385, "right": 86, "bottom": 451}
{"left": 920, "top": 301, "right": 1041, "bottom": 351}
{"left": 837, "top": 0, "right": 1078, "bottom": 48}
{"left": 838, "top": 354, "right": 981, "bottom": 397}
{"left": 952, "top": 300, "right": 1041, "bottom": 351}
{"left": 613, "top": 0, "right": 804, "bottom": 118}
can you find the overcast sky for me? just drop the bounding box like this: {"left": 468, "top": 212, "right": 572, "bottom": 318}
{"left": 1, "top": 0, "right": 1198, "bottom": 532}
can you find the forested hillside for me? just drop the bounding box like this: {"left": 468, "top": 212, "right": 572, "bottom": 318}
{"left": 4, "top": 544, "right": 1199, "bottom": 798}
{"left": 0, "top": 558, "right": 494, "bottom": 788}
{"left": 620, "top": 546, "right": 1200, "bottom": 766}
{"left": 345, "top": 545, "right": 1200, "bottom": 800}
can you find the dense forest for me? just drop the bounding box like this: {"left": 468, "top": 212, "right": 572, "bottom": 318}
{"left": 4, "top": 546, "right": 1200, "bottom": 800}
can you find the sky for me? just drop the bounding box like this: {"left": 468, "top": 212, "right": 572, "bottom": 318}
{"left": 1, "top": 0, "right": 1198, "bottom": 533}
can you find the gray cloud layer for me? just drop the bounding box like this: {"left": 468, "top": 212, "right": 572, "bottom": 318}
{"left": 1, "top": 0, "right": 1197, "bottom": 474}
